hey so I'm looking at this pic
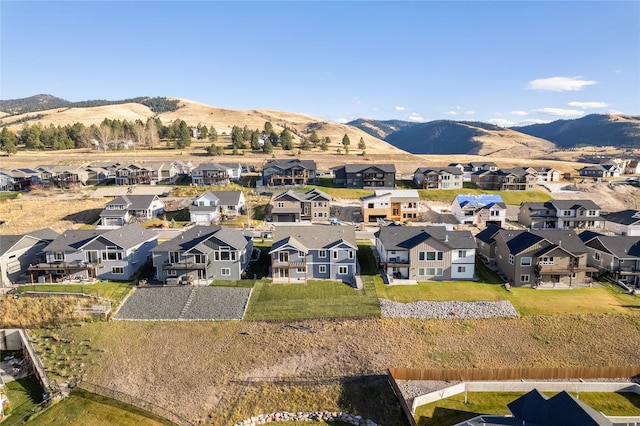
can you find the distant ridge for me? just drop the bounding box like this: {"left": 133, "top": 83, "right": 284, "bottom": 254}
{"left": 347, "top": 118, "right": 415, "bottom": 140}
{"left": 0, "top": 94, "right": 71, "bottom": 114}
{"left": 512, "top": 114, "right": 640, "bottom": 148}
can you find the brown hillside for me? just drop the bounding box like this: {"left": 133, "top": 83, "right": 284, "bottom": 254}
{"left": 463, "top": 123, "right": 556, "bottom": 158}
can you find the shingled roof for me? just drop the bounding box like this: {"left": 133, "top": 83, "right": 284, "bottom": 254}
{"left": 376, "top": 226, "right": 475, "bottom": 250}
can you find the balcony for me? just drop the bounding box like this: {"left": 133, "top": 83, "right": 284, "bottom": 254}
{"left": 28, "top": 260, "right": 102, "bottom": 272}
{"left": 538, "top": 265, "right": 598, "bottom": 274}
{"left": 382, "top": 257, "right": 410, "bottom": 267}
{"left": 163, "top": 260, "right": 208, "bottom": 270}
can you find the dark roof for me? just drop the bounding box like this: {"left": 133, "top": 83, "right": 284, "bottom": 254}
{"left": 209, "top": 190, "right": 243, "bottom": 206}
{"left": 376, "top": 226, "right": 476, "bottom": 250}
{"left": 502, "top": 230, "right": 544, "bottom": 255}
{"left": 45, "top": 224, "right": 156, "bottom": 252}
{"left": 0, "top": 235, "right": 24, "bottom": 257}
{"left": 106, "top": 195, "right": 162, "bottom": 210}
{"left": 153, "top": 225, "right": 249, "bottom": 253}
{"left": 263, "top": 159, "right": 316, "bottom": 171}
{"left": 507, "top": 389, "right": 612, "bottom": 426}
{"left": 587, "top": 235, "right": 640, "bottom": 258}
{"left": 271, "top": 225, "right": 357, "bottom": 250}
{"left": 550, "top": 199, "right": 601, "bottom": 211}
{"left": 529, "top": 229, "right": 588, "bottom": 254}
{"left": 475, "top": 224, "right": 502, "bottom": 244}
{"left": 343, "top": 163, "right": 396, "bottom": 174}
{"left": 578, "top": 230, "right": 603, "bottom": 243}
{"left": 272, "top": 188, "right": 331, "bottom": 203}
{"left": 27, "top": 228, "right": 60, "bottom": 242}
{"left": 414, "top": 166, "right": 463, "bottom": 176}
{"left": 601, "top": 209, "right": 640, "bottom": 225}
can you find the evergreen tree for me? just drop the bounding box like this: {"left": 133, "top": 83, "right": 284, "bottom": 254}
{"left": 250, "top": 130, "right": 260, "bottom": 150}
{"left": 262, "top": 139, "right": 273, "bottom": 154}
{"left": 264, "top": 121, "right": 273, "bottom": 135}
{"left": 231, "top": 126, "right": 244, "bottom": 149}
{"left": 280, "top": 127, "right": 294, "bottom": 150}
{"left": 309, "top": 131, "right": 320, "bottom": 148}
{"left": 319, "top": 137, "right": 329, "bottom": 152}
{"left": 268, "top": 130, "right": 279, "bottom": 146}
{"left": 358, "top": 137, "right": 366, "bottom": 150}
{"left": 177, "top": 120, "right": 191, "bottom": 148}
{"left": 0, "top": 126, "right": 18, "bottom": 154}
{"left": 208, "top": 126, "right": 218, "bottom": 142}
{"left": 198, "top": 124, "right": 209, "bottom": 140}
{"left": 342, "top": 134, "right": 351, "bottom": 148}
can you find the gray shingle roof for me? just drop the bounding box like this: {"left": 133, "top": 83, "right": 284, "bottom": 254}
{"left": 549, "top": 199, "right": 601, "bottom": 211}
{"left": 153, "top": 225, "right": 249, "bottom": 253}
{"left": 264, "top": 159, "right": 316, "bottom": 171}
{"left": 45, "top": 224, "right": 156, "bottom": 252}
{"left": 414, "top": 166, "right": 463, "bottom": 175}
{"left": 343, "top": 163, "right": 396, "bottom": 173}
{"left": 587, "top": 235, "right": 640, "bottom": 258}
{"left": 475, "top": 224, "right": 502, "bottom": 244}
{"left": 106, "top": 195, "right": 162, "bottom": 210}
{"left": 271, "top": 225, "right": 357, "bottom": 250}
{"left": 502, "top": 229, "right": 587, "bottom": 255}
{"left": 376, "top": 226, "right": 476, "bottom": 250}
{"left": 601, "top": 209, "right": 640, "bottom": 225}
{"left": 209, "top": 190, "right": 242, "bottom": 206}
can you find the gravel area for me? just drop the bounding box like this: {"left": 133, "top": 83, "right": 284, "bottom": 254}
{"left": 379, "top": 299, "right": 518, "bottom": 319}
{"left": 117, "top": 287, "right": 251, "bottom": 320}
{"left": 181, "top": 287, "right": 252, "bottom": 320}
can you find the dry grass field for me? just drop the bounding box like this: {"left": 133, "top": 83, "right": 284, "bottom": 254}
{"left": 28, "top": 315, "right": 640, "bottom": 425}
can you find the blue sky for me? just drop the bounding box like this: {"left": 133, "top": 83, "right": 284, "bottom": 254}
{"left": 1, "top": 1, "right": 638, "bottom": 126}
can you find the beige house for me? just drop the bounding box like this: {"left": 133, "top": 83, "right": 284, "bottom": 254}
{"left": 360, "top": 190, "right": 420, "bottom": 223}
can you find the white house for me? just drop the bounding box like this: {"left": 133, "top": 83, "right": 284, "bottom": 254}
{"left": 189, "top": 191, "right": 246, "bottom": 225}
{"left": 451, "top": 194, "right": 506, "bottom": 227}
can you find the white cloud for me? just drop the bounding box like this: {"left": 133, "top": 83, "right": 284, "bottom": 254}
{"left": 488, "top": 118, "right": 516, "bottom": 127}
{"left": 608, "top": 109, "right": 623, "bottom": 115}
{"left": 334, "top": 118, "right": 348, "bottom": 124}
{"left": 534, "top": 107, "right": 585, "bottom": 117}
{"left": 568, "top": 101, "right": 608, "bottom": 109}
{"left": 509, "top": 110, "right": 529, "bottom": 116}
{"left": 519, "top": 118, "right": 552, "bottom": 126}
{"left": 463, "top": 111, "right": 475, "bottom": 115}
{"left": 395, "top": 106, "right": 406, "bottom": 111}
{"left": 444, "top": 110, "right": 461, "bottom": 116}
{"left": 407, "top": 113, "right": 424, "bottom": 122}
{"left": 527, "top": 76, "right": 596, "bottom": 92}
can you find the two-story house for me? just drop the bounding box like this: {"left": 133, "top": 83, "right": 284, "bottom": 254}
{"left": 28, "top": 224, "right": 158, "bottom": 282}
{"left": 262, "top": 159, "right": 317, "bottom": 187}
{"left": 114, "top": 162, "right": 178, "bottom": 185}
{"left": 360, "top": 190, "right": 420, "bottom": 223}
{"left": 35, "top": 165, "right": 88, "bottom": 189}
{"left": 492, "top": 228, "right": 596, "bottom": 287}
{"left": 332, "top": 164, "right": 396, "bottom": 189}
{"left": 451, "top": 194, "right": 506, "bottom": 227}
{"left": 269, "top": 189, "right": 331, "bottom": 223}
{"left": 580, "top": 232, "right": 640, "bottom": 287}
{"left": 269, "top": 225, "right": 357, "bottom": 283}
{"left": 191, "top": 162, "right": 241, "bottom": 186}
{"left": 524, "top": 166, "right": 560, "bottom": 183}
{"left": 578, "top": 164, "right": 622, "bottom": 179}
{"left": 189, "top": 191, "right": 246, "bottom": 225}
{"left": 152, "top": 225, "right": 253, "bottom": 284}
{"left": 518, "top": 200, "right": 603, "bottom": 230}
{"left": 413, "top": 167, "right": 464, "bottom": 190}
{"left": 375, "top": 225, "right": 476, "bottom": 283}
{"left": 0, "top": 229, "right": 59, "bottom": 288}
{"left": 471, "top": 168, "right": 536, "bottom": 191}
{"left": 601, "top": 210, "right": 640, "bottom": 236}
{"left": 99, "top": 195, "right": 165, "bottom": 227}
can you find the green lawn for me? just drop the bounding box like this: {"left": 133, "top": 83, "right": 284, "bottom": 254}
{"left": 0, "top": 191, "right": 20, "bottom": 202}
{"left": 416, "top": 188, "right": 553, "bottom": 204}
{"left": 415, "top": 391, "right": 640, "bottom": 426}
{"left": 375, "top": 279, "right": 509, "bottom": 303}
{"left": 14, "top": 281, "right": 133, "bottom": 304}
{"left": 244, "top": 278, "right": 381, "bottom": 320}
{"left": 27, "top": 388, "right": 171, "bottom": 426}
{"left": 2, "top": 375, "right": 44, "bottom": 424}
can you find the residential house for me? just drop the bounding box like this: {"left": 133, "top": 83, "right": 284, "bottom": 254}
{"left": 0, "top": 169, "right": 13, "bottom": 191}
{"left": 262, "top": 159, "right": 317, "bottom": 186}
{"left": 413, "top": 167, "right": 463, "bottom": 190}
{"left": 114, "top": 162, "right": 179, "bottom": 185}
{"left": 191, "top": 162, "right": 232, "bottom": 186}
{"left": 471, "top": 168, "right": 536, "bottom": 191}
{"left": 152, "top": 225, "right": 253, "bottom": 284}
{"left": 172, "top": 160, "right": 195, "bottom": 177}
{"left": 625, "top": 160, "right": 640, "bottom": 175}
{"left": 0, "top": 168, "right": 40, "bottom": 191}
{"left": 448, "top": 163, "right": 474, "bottom": 182}
{"left": 332, "top": 164, "right": 396, "bottom": 189}
{"left": 189, "top": 190, "right": 246, "bottom": 225}
{"left": 84, "top": 166, "right": 110, "bottom": 186}
{"left": 475, "top": 224, "right": 502, "bottom": 265}
{"left": 269, "top": 225, "right": 357, "bottom": 283}
{"left": 469, "top": 162, "right": 498, "bottom": 172}
{"left": 518, "top": 200, "right": 603, "bottom": 231}
{"left": 580, "top": 232, "right": 640, "bottom": 287}
{"left": 451, "top": 194, "right": 506, "bottom": 227}
{"left": 0, "top": 229, "right": 59, "bottom": 287}
{"left": 35, "top": 165, "right": 88, "bottom": 189}
{"left": 491, "top": 228, "right": 596, "bottom": 287}
{"left": 602, "top": 209, "right": 640, "bottom": 236}
{"left": 28, "top": 224, "right": 158, "bottom": 282}
{"left": 99, "top": 195, "right": 165, "bottom": 227}
{"left": 524, "top": 166, "right": 560, "bottom": 182}
{"left": 375, "top": 225, "right": 475, "bottom": 283}
{"left": 269, "top": 188, "right": 331, "bottom": 223}
{"left": 360, "top": 190, "right": 420, "bottom": 223}
{"left": 578, "top": 164, "right": 621, "bottom": 179}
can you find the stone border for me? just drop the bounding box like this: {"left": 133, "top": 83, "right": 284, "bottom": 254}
{"left": 232, "top": 411, "right": 379, "bottom": 426}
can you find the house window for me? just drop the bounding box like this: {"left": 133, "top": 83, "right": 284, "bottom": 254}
{"left": 338, "top": 266, "right": 348, "bottom": 275}
{"left": 587, "top": 210, "right": 597, "bottom": 216}
{"left": 594, "top": 252, "right": 601, "bottom": 261}
{"left": 509, "top": 254, "right": 515, "bottom": 265}
{"left": 102, "top": 251, "right": 123, "bottom": 261}
{"left": 418, "top": 268, "right": 424, "bottom": 275}
{"left": 562, "top": 210, "right": 572, "bottom": 216}
{"left": 278, "top": 252, "right": 289, "bottom": 262}
{"left": 539, "top": 256, "right": 554, "bottom": 265}
{"left": 426, "top": 252, "right": 436, "bottom": 261}
{"left": 277, "top": 202, "right": 285, "bottom": 208}
{"left": 457, "top": 266, "right": 466, "bottom": 273}
{"left": 112, "top": 267, "right": 124, "bottom": 274}
{"left": 419, "top": 252, "right": 425, "bottom": 261}
{"left": 298, "top": 251, "right": 305, "bottom": 257}
{"left": 319, "top": 250, "right": 327, "bottom": 258}
{"left": 319, "top": 265, "right": 326, "bottom": 273}
{"left": 348, "top": 251, "right": 354, "bottom": 259}
{"left": 458, "top": 250, "right": 467, "bottom": 258}
{"left": 520, "top": 257, "right": 532, "bottom": 266}
{"left": 333, "top": 251, "right": 338, "bottom": 259}
{"left": 297, "top": 268, "right": 305, "bottom": 273}
{"left": 221, "top": 268, "right": 231, "bottom": 276}
{"left": 426, "top": 268, "right": 443, "bottom": 276}
{"left": 54, "top": 252, "right": 65, "bottom": 261}
{"left": 521, "top": 274, "right": 530, "bottom": 283}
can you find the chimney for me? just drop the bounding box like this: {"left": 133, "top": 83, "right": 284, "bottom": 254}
{"left": 445, "top": 235, "right": 449, "bottom": 242}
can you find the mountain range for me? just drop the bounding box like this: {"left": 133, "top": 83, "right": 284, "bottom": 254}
{"left": 1, "top": 94, "right": 639, "bottom": 157}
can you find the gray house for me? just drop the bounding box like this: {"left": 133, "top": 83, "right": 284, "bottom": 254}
{"left": 28, "top": 224, "right": 158, "bottom": 282}
{"left": 262, "top": 159, "right": 317, "bottom": 186}
{"left": 0, "top": 229, "right": 59, "bottom": 288}
{"left": 580, "top": 232, "right": 640, "bottom": 287}
{"left": 269, "top": 225, "right": 357, "bottom": 283}
{"left": 100, "top": 195, "right": 166, "bottom": 227}
{"left": 518, "top": 200, "right": 602, "bottom": 231}
{"left": 152, "top": 225, "right": 253, "bottom": 285}
{"left": 332, "top": 164, "right": 396, "bottom": 189}
{"left": 269, "top": 188, "right": 331, "bottom": 223}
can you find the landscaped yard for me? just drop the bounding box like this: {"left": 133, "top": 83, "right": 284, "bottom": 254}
{"left": 416, "top": 188, "right": 553, "bottom": 205}
{"left": 27, "top": 387, "right": 171, "bottom": 426}
{"left": 2, "top": 375, "right": 44, "bottom": 424}
{"left": 415, "top": 391, "right": 640, "bottom": 426}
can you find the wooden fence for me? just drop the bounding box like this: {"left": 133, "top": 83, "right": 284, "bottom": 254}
{"left": 389, "top": 365, "right": 640, "bottom": 382}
